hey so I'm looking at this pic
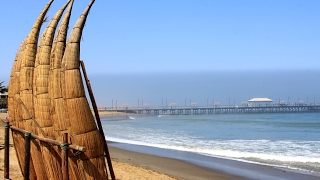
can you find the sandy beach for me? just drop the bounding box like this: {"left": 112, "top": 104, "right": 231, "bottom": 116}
{"left": 0, "top": 112, "right": 244, "bottom": 180}
{"left": 2, "top": 112, "right": 320, "bottom": 180}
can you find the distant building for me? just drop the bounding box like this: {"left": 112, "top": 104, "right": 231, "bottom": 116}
{"left": 0, "top": 92, "right": 8, "bottom": 99}
{"left": 248, "top": 98, "right": 273, "bottom": 107}
{"left": 0, "top": 92, "right": 8, "bottom": 110}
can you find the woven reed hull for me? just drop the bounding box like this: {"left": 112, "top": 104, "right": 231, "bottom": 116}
{"left": 19, "top": 90, "right": 34, "bottom": 120}
{"left": 80, "top": 157, "right": 107, "bottom": 180}
{"left": 10, "top": 94, "right": 22, "bottom": 129}
{"left": 9, "top": 0, "right": 109, "bottom": 179}
{"left": 35, "top": 48, "right": 52, "bottom": 66}
{"left": 24, "top": 120, "right": 35, "bottom": 136}
{"left": 71, "top": 130, "right": 104, "bottom": 158}
{"left": 34, "top": 65, "right": 50, "bottom": 94}
{"left": 8, "top": 39, "right": 25, "bottom": 124}
{"left": 34, "top": 93, "right": 52, "bottom": 128}
{"left": 41, "top": 143, "right": 63, "bottom": 180}
{"left": 19, "top": 80, "right": 34, "bottom": 124}
{"left": 63, "top": 69, "right": 86, "bottom": 98}
{"left": 19, "top": 67, "right": 34, "bottom": 91}
{"left": 69, "top": 157, "right": 84, "bottom": 180}
{"left": 29, "top": 139, "right": 48, "bottom": 179}
{"left": 59, "top": 0, "right": 107, "bottom": 178}
{"left": 11, "top": 131, "right": 31, "bottom": 177}
{"left": 8, "top": 40, "right": 25, "bottom": 126}
{"left": 21, "top": 43, "right": 38, "bottom": 68}
{"left": 49, "top": 0, "right": 74, "bottom": 70}
{"left": 9, "top": 1, "right": 54, "bottom": 179}
{"left": 33, "top": 2, "right": 71, "bottom": 180}
{"left": 11, "top": 131, "right": 38, "bottom": 179}
{"left": 8, "top": 72, "right": 22, "bottom": 125}
{"left": 66, "top": 97, "right": 97, "bottom": 134}
{"left": 51, "top": 98, "right": 70, "bottom": 132}
{"left": 68, "top": 155, "right": 107, "bottom": 180}
{"left": 49, "top": 69, "right": 63, "bottom": 98}
{"left": 61, "top": 44, "right": 81, "bottom": 70}
{"left": 8, "top": 92, "right": 23, "bottom": 127}
{"left": 50, "top": 43, "right": 66, "bottom": 68}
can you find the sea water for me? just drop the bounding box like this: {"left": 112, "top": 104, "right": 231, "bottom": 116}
{"left": 102, "top": 113, "right": 320, "bottom": 174}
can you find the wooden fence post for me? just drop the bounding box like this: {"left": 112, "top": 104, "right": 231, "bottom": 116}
{"left": 4, "top": 122, "right": 10, "bottom": 179}
{"left": 61, "top": 133, "right": 69, "bottom": 180}
{"left": 24, "top": 132, "right": 31, "bottom": 180}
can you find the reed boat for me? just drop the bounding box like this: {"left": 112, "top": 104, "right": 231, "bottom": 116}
{"left": 7, "top": 0, "right": 110, "bottom": 179}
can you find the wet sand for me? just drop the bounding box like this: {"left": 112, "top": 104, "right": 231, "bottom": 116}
{"left": 108, "top": 145, "right": 246, "bottom": 180}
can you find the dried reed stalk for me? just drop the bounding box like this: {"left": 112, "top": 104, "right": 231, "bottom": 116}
{"left": 61, "top": 0, "right": 107, "bottom": 179}
{"left": 18, "top": 0, "right": 54, "bottom": 179}
{"left": 8, "top": 40, "right": 25, "bottom": 126}
{"left": 19, "top": 0, "right": 53, "bottom": 128}
{"left": 8, "top": 39, "right": 39, "bottom": 180}
{"left": 8, "top": 42, "right": 26, "bottom": 173}
{"left": 34, "top": 0, "right": 70, "bottom": 131}
{"left": 33, "top": 1, "right": 70, "bottom": 180}
{"left": 49, "top": 0, "right": 74, "bottom": 133}
{"left": 9, "top": 0, "right": 110, "bottom": 179}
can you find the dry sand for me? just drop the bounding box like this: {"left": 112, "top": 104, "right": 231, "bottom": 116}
{"left": 0, "top": 112, "right": 242, "bottom": 180}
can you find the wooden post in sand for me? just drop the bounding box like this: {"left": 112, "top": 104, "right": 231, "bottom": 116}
{"left": 4, "top": 122, "right": 10, "bottom": 179}
{"left": 80, "top": 60, "right": 116, "bottom": 180}
{"left": 61, "top": 133, "right": 69, "bottom": 180}
{"left": 24, "top": 132, "right": 31, "bottom": 180}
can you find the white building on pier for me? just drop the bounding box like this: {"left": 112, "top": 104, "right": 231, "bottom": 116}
{"left": 248, "top": 98, "right": 273, "bottom": 107}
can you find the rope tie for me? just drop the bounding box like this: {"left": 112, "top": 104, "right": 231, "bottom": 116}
{"left": 60, "top": 143, "right": 69, "bottom": 150}
{"left": 24, "top": 132, "right": 31, "bottom": 137}
{"left": 73, "top": 150, "right": 82, "bottom": 156}
{"left": 4, "top": 124, "right": 10, "bottom": 128}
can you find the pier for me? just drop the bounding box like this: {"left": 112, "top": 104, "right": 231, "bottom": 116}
{"left": 99, "top": 104, "right": 320, "bottom": 115}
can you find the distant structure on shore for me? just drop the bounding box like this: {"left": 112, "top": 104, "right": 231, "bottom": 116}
{"left": 100, "top": 96, "right": 320, "bottom": 115}
{"left": 247, "top": 98, "right": 273, "bottom": 107}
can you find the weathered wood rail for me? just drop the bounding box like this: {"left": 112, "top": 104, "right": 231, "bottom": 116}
{"left": 3, "top": 122, "right": 86, "bottom": 180}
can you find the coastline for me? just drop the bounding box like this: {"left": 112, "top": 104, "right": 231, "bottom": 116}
{"left": 108, "top": 144, "right": 246, "bottom": 180}
{"left": 2, "top": 112, "right": 320, "bottom": 180}
{"left": 0, "top": 112, "right": 241, "bottom": 179}
{"left": 108, "top": 141, "right": 320, "bottom": 180}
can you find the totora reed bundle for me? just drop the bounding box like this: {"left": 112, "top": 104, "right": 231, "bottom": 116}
{"left": 33, "top": 1, "right": 71, "bottom": 179}
{"left": 61, "top": 0, "right": 108, "bottom": 179}
{"left": 20, "top": 0, "right": 54, "bottom": 178}
{"left": 10, "top": 1, "right": 54, "bottom": 179}
{"left": 8, "top": 0, "right": 110, "bottom": 179}
{"left": 49, "top": 0, "right": 74, "bottom": 135}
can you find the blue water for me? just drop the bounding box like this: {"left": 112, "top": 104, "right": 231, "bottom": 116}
{"left": 102, "top": 113, "right": 320, "bottom": 174}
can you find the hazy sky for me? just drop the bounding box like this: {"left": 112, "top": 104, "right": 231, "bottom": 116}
{"left": 0, "top": 1, "right": 319, "bottom": 107}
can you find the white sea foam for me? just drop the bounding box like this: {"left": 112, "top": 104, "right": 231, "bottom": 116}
{"left": 108, "top": 135, "right": 320, "bottom": 163}
{"left": 103, "top": 113, "right": 320, "bottom": 173}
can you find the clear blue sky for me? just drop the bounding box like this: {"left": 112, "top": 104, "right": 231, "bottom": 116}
{"left": 1, "top": 0, "right": 319, "bottom": 77}
{"left": 0, "top": 1, "right": 319, "bottom": 106}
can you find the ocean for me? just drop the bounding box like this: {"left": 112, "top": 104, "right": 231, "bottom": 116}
{"left": 102, "top": 112, "right": 320, "bottom": 176}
